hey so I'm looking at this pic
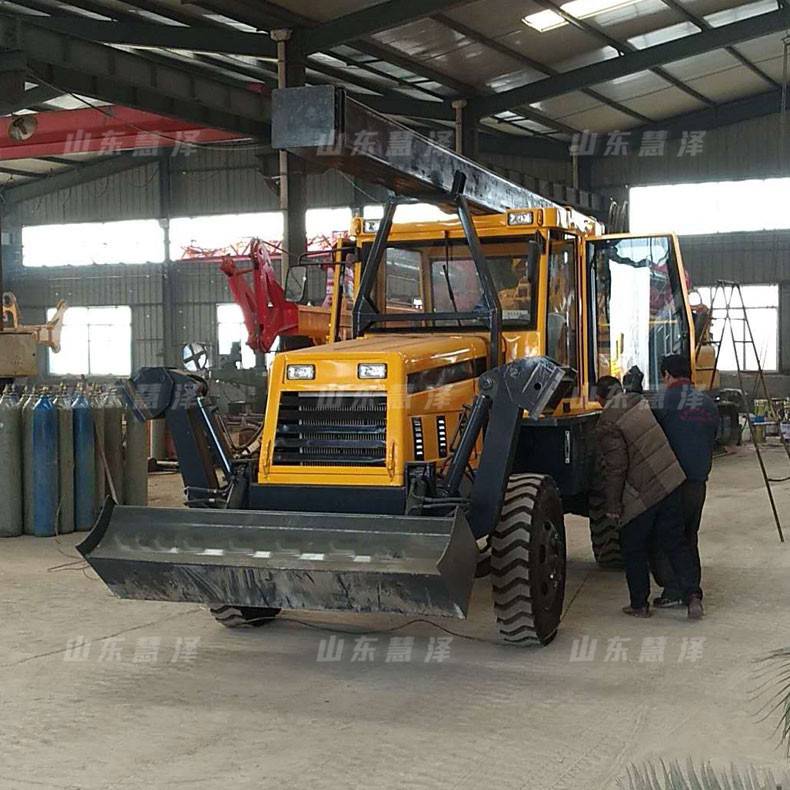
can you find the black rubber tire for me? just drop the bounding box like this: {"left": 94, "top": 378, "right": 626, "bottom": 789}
{"left": 475, "top": 537, "right": 491, "bottom": 578}
{"left": 490, "top": 474, "right": 566, "bottom": 647}
{"left": 209, "top": 605, "right": 281, "bottom": 629}
{"left": 588, "top": 486, "right": 624, "bottom": 569}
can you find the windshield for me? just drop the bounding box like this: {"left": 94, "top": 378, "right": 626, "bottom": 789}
{"left": 365, "top": 236, "right": 539, "bottom": 329}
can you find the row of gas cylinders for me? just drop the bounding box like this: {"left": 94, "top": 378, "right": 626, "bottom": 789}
{"left": 0, "top": 384, "right": 149, "bottom": 538}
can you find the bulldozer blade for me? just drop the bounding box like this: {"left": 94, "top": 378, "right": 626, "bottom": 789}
{"left": 78, "top": 500, "right": 479, "bottom": 618}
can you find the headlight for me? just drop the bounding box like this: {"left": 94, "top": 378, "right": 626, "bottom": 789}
{"left": 358, "top": 363, "right": 387, "bottom": 379}
{"left": 286, "top": 364, "right": 315, "bottom": 381}
{"left": 508, "top": 211, "right": 534, "bottom": 226}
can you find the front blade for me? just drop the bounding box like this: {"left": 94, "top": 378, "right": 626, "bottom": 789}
{"left": 78, "top": 501, "right": 478, "bottom": 618}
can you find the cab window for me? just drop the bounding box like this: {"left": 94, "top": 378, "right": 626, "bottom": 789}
{"left": 547, "top": 237, "right": 579, "bottom": 387}
{"left": 589, "top": 235, "right": 690, "bottom": 391}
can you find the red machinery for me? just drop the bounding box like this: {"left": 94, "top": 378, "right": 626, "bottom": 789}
{"left": 219, "top": 240, "right": 298, "bottom": 354}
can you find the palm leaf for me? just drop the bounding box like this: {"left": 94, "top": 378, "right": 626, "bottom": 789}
{"left": 620, "top": 759, "right": 787, "bottom": 789}
{"left": 750, "top": 647, "right": 790, "bottom": 756}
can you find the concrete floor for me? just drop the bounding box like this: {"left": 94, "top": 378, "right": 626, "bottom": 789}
{"left": 2, "top": 448, "right": 790, "bottom": 789}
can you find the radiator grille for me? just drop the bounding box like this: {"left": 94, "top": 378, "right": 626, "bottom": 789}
{"left": 274, "top": 391, "right": 387, "bottom": 467}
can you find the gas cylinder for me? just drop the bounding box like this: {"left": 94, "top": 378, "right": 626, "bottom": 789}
{"left": 72, "top": 389, "right": 97, "bottom": 531}
{"left": 30, "top": 394, "right": 59, "bottom": 537}
{"left": 21, "top": 386, "right": 37, "bottom": 535}
{"left": 103, "top": 386, "right": 124, "bottom": 502}
{"left": 91, "top": 386, "right": 106, "bottom": 511}
{"left": 123, "top": 410, "right": 149, "bottom": 506}
{"left": 53, "top": 385, "right": 75, "bottom": 534}
{"left": 0, "top": 386, "right": 23, "bottom": 537}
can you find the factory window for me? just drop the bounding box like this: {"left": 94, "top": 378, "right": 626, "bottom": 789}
{"left": 23, "top": 221, "right": 165, "bottom": 267}
{"left": 47, "top": 306, "right": 132, "bottom": 376}
{"left": 170, "top": 212, "right": 285, "bottom": 261}
{"left": 695, "top": 285, "right": 778, "bottom": 372}
{"left": 364, "top": 203, "right": 455, "bottom": 224}
{"left": 630, "top": 178, "right": 790, "bottom": 235}
{"left": 217, "top": 303, "right": 257, "bottom": 370}
{"left": 170, "top": 208, "right": 353, "bottom": 262}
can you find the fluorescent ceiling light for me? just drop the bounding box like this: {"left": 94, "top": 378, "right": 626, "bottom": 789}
{"left": 523, "top": 0, "right": 642, "bottom": 32}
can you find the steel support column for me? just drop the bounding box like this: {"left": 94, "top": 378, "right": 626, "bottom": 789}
{"left": 159, "top": 153, "right": 178, "bottom": 368}
{"left": 452, "top": 99, "right": 480, "bottom": 160}
{"left": 272, "top": 29, "right": 306, "bottom": 277}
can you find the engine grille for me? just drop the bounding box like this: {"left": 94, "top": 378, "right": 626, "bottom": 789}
{"left": 274, "top": 391, "right": 387, "bottom": 467}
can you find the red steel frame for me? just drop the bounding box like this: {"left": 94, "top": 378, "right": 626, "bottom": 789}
{"left": 0, "top": 106, "right": 244, "bottom": 159}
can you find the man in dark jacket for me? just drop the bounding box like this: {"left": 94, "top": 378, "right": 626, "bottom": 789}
{"left": 595, "top": 376, "right": 704, "bottom": 619}
{"left": 651, "top": 354, "right": 719, "bottom": 608}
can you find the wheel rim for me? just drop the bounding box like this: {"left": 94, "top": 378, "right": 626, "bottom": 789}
{"left": 535, "top": 518, "right": 564, "bottom": 613}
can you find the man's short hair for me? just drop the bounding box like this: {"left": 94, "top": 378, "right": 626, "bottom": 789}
{"left": 660, "top": 354, "right": 692, "bottom": 379}
{"left": 595, "top": 375, "right": 623, "bottom": 402}
{"left": 623, "top": 365, "right": 644, "bottom": 394}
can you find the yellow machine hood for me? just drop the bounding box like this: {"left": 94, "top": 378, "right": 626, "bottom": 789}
{"left": 287, "top": 332, "right": 489, "bottom": 374}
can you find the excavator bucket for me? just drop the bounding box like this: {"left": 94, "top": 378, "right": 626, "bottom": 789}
{"left": 78, "top": 500, "right": 479, "bottom": 619}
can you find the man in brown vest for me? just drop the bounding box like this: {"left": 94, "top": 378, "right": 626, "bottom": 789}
{"left": 595, "top": 376, "right": 704, "bottom": 619}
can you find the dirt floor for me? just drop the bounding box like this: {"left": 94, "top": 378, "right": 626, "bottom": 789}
{"left": 2, "top": 447, "right": 790, "bottom": 789}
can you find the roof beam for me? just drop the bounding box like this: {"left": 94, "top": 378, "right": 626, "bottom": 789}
{"left": 474, "top": 7, "right": 790, "bottom": 116}
{"left": 20, "top": 14, "right": 461, "bottom": 121}
{"left": 0, "top": 153, "right": 160, "bottom": 205}
{"left": 0, "top": 84, "right": 60, "bottom": 115}
{"left": 0, "top": 165, "right": 40, "bottom": 179}
{"left": 528, "top": 0, "right": 713, "bottom": 106}
{"left": 657, "top": 0, "right": 779, "bottom": 89}
{"left": 31, "top": 17, "right": 278, "bottom": 57}
{"left": 432, "top": 13, "right": 651, "bottom": 124}
{"left": 297, "top": 0, "right": 470, "bottom": 54}
{"left": 190, "top": 0, "right": 580, "bottom": 137}
{"left": 0, "top": 13, "right": 270, "bottom": 137}
{"left": 641, "top": 88, "right": 783, "bottom": 136}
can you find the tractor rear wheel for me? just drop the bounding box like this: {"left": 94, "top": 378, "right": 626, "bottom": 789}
{"left": 588, "top": 487, "right": 623, "bottom": 569}
{"left": 490, "top": 474, "right": 566, "bottom": 646}
{"left": 209, "top": 605, "right": 281, "bottom": 628}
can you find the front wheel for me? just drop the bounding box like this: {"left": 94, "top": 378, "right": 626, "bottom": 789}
{"left": 209, "top": 605, "right": 281, "bottom": 629}
{"left": 490, "top": 474, "right": 566, "bottom": 647}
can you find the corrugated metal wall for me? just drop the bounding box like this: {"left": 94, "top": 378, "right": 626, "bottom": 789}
{"left": 5, "top": 115, "right": 790, "bottom": 375}
{"left": 590, "top": 113, "right": 787, "bottom": 187}
{"left": 10, "top": 147, "right": 566, "bottom": 227}
{"left": 679, "top": 230, "right": 790, "bottom": 286}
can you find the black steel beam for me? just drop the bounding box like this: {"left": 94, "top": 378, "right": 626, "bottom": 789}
{"left": 31, "top": 17, "right": 278, "bottom": 57}
{"left": 0, "top": 153, "right": 160, "bottom": 205}
{"left": 642, "top": 88, "right": 783, "bottom": 136}
{"left": 0, "top": 84, "right": 60, "bottom": 115}
{"left": 297, "top": 0, "right": 471, "bottom": 54}
{"left": 188, "top": 0, "right": 577, "bottom": 135}
{"left": 0, "top": 166, "right": 40, "bottom": 179}
{"left": 433, "top": 13, "right": 651, "bottom": 124}
{"left": 474, "top": 7, "right": 790, "bottom": 116}
{"left": 272, "top": 86, "right": 560, "bottom": 213}
{"left": 527, "top": 0, "right": 713, "bottom": 107}
{"left": 8, "top": 9, "right": 461, "bottom": 126}
{"left": 0, "top": 13, "right": 270, "bottom": 137}
{"left": 657, "top": 0, "right": 778, "bottom": 88}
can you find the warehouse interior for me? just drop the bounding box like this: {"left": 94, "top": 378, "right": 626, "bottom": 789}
{"left": 2, "top": 0, "right": 790, "bottom": 788}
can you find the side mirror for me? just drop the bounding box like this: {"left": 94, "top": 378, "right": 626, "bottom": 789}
{"left": 285, "top": 265, "right": 308, "bottom": 303}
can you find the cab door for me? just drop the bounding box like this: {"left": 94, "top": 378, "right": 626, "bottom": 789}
{"left": 587, "top": 233, "right": 693, "bottom": 392}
